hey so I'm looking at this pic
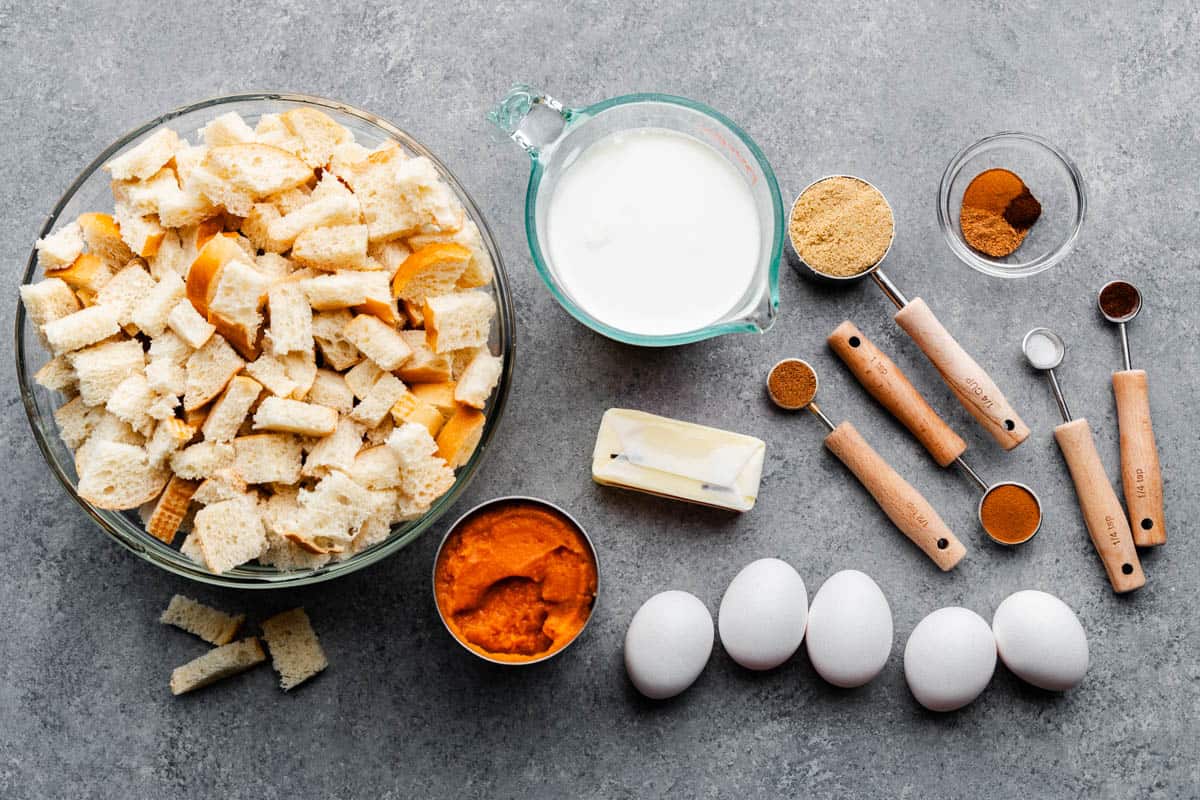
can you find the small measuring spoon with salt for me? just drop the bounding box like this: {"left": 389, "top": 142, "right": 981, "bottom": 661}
{"left": 1098, "top": 280, "right": 1165, "bottom": 546}
{"left": 1022, "top": 328, "right": 1145, "bottom": 593}
{"left": 766, "top": 358, "right": 966, "bottom": 571}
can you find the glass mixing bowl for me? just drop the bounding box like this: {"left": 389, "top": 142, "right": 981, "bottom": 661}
{"left": 15, "top": 93, "right": 514, "bottom": 588}
{"left": 938, "top": 132, "right": 1086, "bottom": 279}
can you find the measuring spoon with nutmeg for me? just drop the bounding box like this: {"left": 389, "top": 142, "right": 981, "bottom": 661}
{"left": 1022, "top": 327, "right": 1145, "bottom": 593}
{"left": 790, "top": 176, "right": 1030, "bottom": 451}
{"left": 766, "top": 358, "right": 966, "bottom": 571}
{"left": 1098, "top": 280, "right": 1165, "bottom": 546}
{"left": 828, "top": 321, "right": 1042, "bottom": 546}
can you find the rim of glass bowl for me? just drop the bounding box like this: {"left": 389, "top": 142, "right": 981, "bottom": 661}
{"left": 937, "top": 131, "right": 1087, "bottom": 279}
{"left": 15, "top": 92, "right": 515, "bottom": 589}
{"left": 524, "top": 93, "right": 783, "bottom": 347}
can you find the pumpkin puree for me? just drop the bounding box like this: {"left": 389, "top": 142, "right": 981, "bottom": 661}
{"left": 434, "top": 501, "right": 597, "bottom": 662}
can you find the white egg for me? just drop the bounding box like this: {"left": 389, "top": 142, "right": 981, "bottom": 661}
{"left": 805, "top": 570, "right": 893, "bottom": 688}
{"left": 717, "top": 558, "right": 808, "bottom": 670}
{"left": 992, "top": 590, "right": 1089, "bottom": 691}
{"left": 904, "top": 607, "right": 996, "bottom": 712}
{"left": 624, "top": 590, "right": 714, "bottom": 699}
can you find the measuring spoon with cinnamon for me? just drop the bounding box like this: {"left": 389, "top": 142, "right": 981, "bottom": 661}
{"left": 766, "top": 358, "right": 966, "bottom": 571}
{"left": 1098, "top": 280, "right": 1165, "bottom": 546}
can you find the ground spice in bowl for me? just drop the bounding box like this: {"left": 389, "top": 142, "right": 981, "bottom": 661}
{"left": 959, "top": 168, "right": 1042, "bottom": 258}
{"left": 788, "top": 176, "right": 895, "bottom": 278}
{"left": 979, "top": 482, "right": 1042, "bottom": 545}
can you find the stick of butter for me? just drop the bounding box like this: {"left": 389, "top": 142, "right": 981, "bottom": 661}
{"left": 591, "top": 408, "right": 765, "bottom": 512}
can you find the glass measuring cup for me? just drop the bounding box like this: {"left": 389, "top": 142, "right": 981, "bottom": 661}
{"left": 489, "top": 85, "right": 784, "bottom": 347}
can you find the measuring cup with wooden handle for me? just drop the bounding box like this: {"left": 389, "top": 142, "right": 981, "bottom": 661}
{"left": 1023, "top": 327, "right": 1145, "bottom": 593}
{"left": 767, "top": 358, "right": 965, "bottom": 571}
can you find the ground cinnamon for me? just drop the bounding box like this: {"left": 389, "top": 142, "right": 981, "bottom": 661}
{"left": 767, "top": 359, "right": 817, "bottom": 410}
{"left": 980, "top": 483, "right": 1041, "bottom": 544}
{"left": 960, "top": 168, "right": 1041, "bottom": 258}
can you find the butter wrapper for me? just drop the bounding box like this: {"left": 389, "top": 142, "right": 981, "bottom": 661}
{"left": 591, "top": 408, "right": 765, "bottom": 512}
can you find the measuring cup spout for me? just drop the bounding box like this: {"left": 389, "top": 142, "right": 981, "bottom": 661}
{"left": 487, "top": 84, "right": 571, "bottom": 157}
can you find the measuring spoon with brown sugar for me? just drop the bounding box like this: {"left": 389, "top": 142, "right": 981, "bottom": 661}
{"left": 828, "top": 321, "right": 1042, "bottom": 546}
{"left": 1022, "top": 327, "right": 1145, "bottom": 593}
{"left": 789, "top": 176, "right": 1030, "bottom": 451}
{"left": 1098, "top": 280, "right": 1165, "bottom": 546}
{"left": 766, "top": 358, "right": 966, "bottom": 571}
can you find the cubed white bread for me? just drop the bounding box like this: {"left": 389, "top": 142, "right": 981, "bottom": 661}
{"left": 454, "top": 350, "right": 502, "bottom": 409}
{"left": 34, "top": 355, "right": 77, "bottom": 394}
{"left": 172, "top": 144, "right": 208, "bottom": 185}
{"left": 280, "top": 107, "right": 352, "bottom": 168}
{"left": 146, "top": 391, "right": 181, "bottom": 422}
{"left": 314, "top": 335, "right": 361, "bottom": 372}
{"left": 244, "top": 353, "right": 297, "bottom": 398}
{"left": 347, "top": 444, "right": 403, "bottom": 490}
{"left": 241, "top": 204, "right": 284, "bottom": 253}
{"left": 307, "top": 369, "right": 354, "bottom": 413}
{"left": 183, "top": 335, "right": 244, "bottom": 412}
{"left": 201, "top": 376, "right": 263, "bottom": 442}
{"left": 76, "top": 440, "right": 169, "bottom": 510}
{"left": 422, "top": 291, "right": 495, "bottom": 353}
{"left": 130, "top": 271, "right": 186, "bottom": 337}
{"left": 191, "top": 468, "right": 249, "bottom": 506}
{"left": 105, "top": 128, "right": 181, "bottom": 181}
{"left": 336, "top": 144, "right": 415, "bottom": 242}
{"left": 265, "top": 283, "right": 312, "bottom": 355}
{"left": 148, "top": 230, "right": 188, "bottom": 280}
{"left": 302, "top": 271, "right": 390, "bottom": 313}
{"left": 450, "top": 346, "right": 485, "bottom": 379}
{"left": 145, "top": 476, "right": 198, "bottom": 544}
{"left": 280, "top": 350, "right": 316, "bottom": 398}
{"left": 409, "top": 381, "right": 457, "bottom": 417}
{"left": 20, "top": 278, "right": 81, "bottom": 335}
{"left": 207, "top": 259, "right": 270, "bottom": 359}
{"left": 348, "top": 372, "right": 407, "bottom": 428}
{"left": 233, "top": 433, "right": 303, "bottom": 484}
{"left": 110, "top": 167, "right": 181, "bottom": 217}
{"left": 185, "top": 162, "right": 254, "bottom": 217}
{"left": 342, "top": 314, "right": 412, "bottom": 371}
{"left": 42, "top": 304, "right": 120, "bottom": 355}
{"left": 145, "top": 358, "right": 186, "bottom": 397}
{"left": 311, "top": 170, "right": 353, "bottom": 200}
{"left": 368, "top": 239, "right": 412, "bottom": 280}
{"left": 327, "top": 139, "right": 372, "bottom": 177}
{"left": 146, "top": 417, "right": 196, "bottom": 465}
{"left": 149, "top": 330, "right": 195, "bottom": 365}
{"left": 260, "top": 607, "right": 328, "bottom": 691}
{"left": 348, "top": 489, "right": 399, "bottom": 553}
{"left": 396, "top": 331, "right": 452, "bottom": 383}
{"left": 390, "top": 242, "right": 471, "bottom": 304}
{"left": 254, "top": 113, "right": 302, "bottom": 151}
{"left": 263, "top": 195, "right": 362, "bottom": 253}
{"left": 45, "top": 253, "right": 113, "bottom": 295}
{"left": 386, "top": 422, "right": 438, "bottom": 464}
{"left": 342, "top": 360, "right": 381, "bottom": 401}
{"left": 179, "top": 532, "right": 205, "bottom": 563}
{"left": 294, "top": 470, "right": 372, "bottom": 548}
{"left": 112, "top": 205, "right": 166, "bottom": 259}
{"left": 68, "top": 338, "right": 145, "bottom": 407}
{"left": 35, "top": 221, "right": 84, "bottom": 271}
{"left": 269, "top": 186, "right": 314, "bottom": 216}
{"left": 170, "top": 440, "right": 236, "bottom": 480}
{"left": 302, "top": 418, "right": 364, "bottom": 477}
{"left": 74, "top": 412, "right": 143, "bottom": 474}
{"left": 254, "top": 252, "right": 295, "bottom": 283}
{"left": 160, "top": 594, "right": 245, "bottom": 645}
{"left": 105, "top": 373, "right": 155, "bottom": 435}
{"left": 292, "top": 223, "right": 369, "bottom": 271}
{"left": 386, "top": 423, "right": 455, "bottom": 506}
{"left": 390, "top": 393, "right": 445, "bottom": 438}
{"left": 252, "top": 396, "right": 337, "bottom": 436}
{"left": 76, "top": 212, "right": 134, "bottom": 268}
{"left": 200, "top": 111, "right": 257, "bottom": 147}
{"left": 364, "top": 415, "right": 394, "bottom": 447}
{"left": 201, "top": 143, "right": 313, "bottom": 199}
{"left": 194, "top": 495, "right": 267, "bottom": 574}
{"left": 54, "top": 396, "right": 105, "bottom": 449}
{"left": 167, "top": 299, "right": 216, "bottom": 349}
{"left": 96, "top": 262, "right": 157, "bottom": 328}
{"left": 153, "top": 178, "right": 218, "bottom": 229}
{"left": 258, "top": 489, "right": 334, "bottom": 570}
{"left": 409, "top": 219, "right": 494, "bottom": 289}
{"left": 169, "top": 637, "right": 266, "bottom": 696}
{"left": 394, "top": 156, "right": 465, "bottom": 234}
{"left": 437, "top": 407, "right": 486, "bottom": 468}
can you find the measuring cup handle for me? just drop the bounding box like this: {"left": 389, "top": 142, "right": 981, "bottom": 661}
{"left": 828, "top": 320, "right": 967, "bottom": 467}
{"left": 487, "top": 84, "right": 570, "bottom": 156}
{"left": 1113, "top": 369, "right": 1165, "bottom": 545}
{"left": 1053, "top": 418, "right": 1146, "bottom": 593}
{"left": 893, "top": 297, "right": 1030, "bottom": 450}
{"left": 823, "top": 421, "right": 966, "bottom": 571}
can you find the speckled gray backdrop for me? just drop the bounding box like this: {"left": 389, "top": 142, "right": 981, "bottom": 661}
{"left": 1, "top": 2, "right": 1198, "bottom": 798}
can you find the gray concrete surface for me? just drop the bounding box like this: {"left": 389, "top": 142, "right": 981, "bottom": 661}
{"left": 2, "top": 2, "right": 1198, "bottom": 798}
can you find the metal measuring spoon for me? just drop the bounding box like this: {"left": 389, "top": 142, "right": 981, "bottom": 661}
{"left": 1022, "top": 328, "right": 1145, "bottom": 593}
{"left": 828, "top": 321, "right": 1041, "bottom": 545}
{"left": 1097, "top": 280, "right": 1165, "bottom": 545}
{"left": 766, "top": 358, "right": 966, "bottom": 571}
{"left": 788, "top": 176, "right": 1030, "bottom": 451}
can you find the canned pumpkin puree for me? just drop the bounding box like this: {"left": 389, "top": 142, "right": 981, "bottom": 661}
{"left": 433, "top": 498, "right": 598, "bottom": 664}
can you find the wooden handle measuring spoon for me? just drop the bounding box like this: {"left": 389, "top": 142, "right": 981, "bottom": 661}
{"left": 1099, "top": 280, "right": 1165, "bottom": 546}
{"left": 767, "top": 359, "right": 965, "bottom": 571}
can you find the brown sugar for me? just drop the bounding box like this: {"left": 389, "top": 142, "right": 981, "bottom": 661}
{"left": 768, "top": 359, "right": 817, "bottom": 410}
{"left": 789, "top": 177, "right": 894, "bottom": 278}
{"left": 959, "top": 168, "right": 1042, "bottom": 258}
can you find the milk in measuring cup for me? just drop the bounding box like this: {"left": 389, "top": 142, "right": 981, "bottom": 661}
{"left": 545, "top": 128, "right": 760, "bottom": 337}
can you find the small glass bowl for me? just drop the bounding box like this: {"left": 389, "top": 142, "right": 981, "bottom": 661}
{"left": 15, "top": 93, "right": 514, "bottom": 589}
{"left": 938, "top": 132, "right": 1086, "bottom": 278}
